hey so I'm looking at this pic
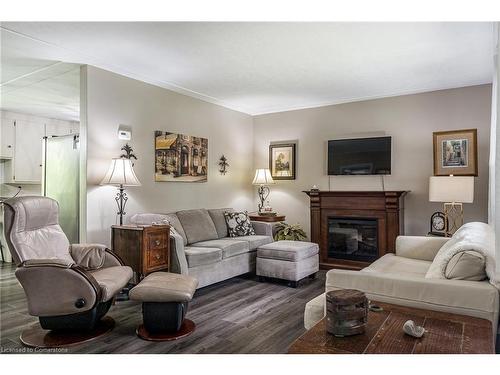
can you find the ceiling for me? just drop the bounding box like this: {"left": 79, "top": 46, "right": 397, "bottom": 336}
{"left": 0, "top": 28, "right": 80, "bottom": 121}
{"left": 0, "top": 22, "right": 494, "bottom": 116}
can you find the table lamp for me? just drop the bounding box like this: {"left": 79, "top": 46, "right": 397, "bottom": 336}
{"left": 100, "top": 158, "right": 141, "bottom": 225}
{"left": 252, "top": 168, "right": 275, "bottom": 214}
{"left": 429, "top": 176, "right": 474, "bottom": 236}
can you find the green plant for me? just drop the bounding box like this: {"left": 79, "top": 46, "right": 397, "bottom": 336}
{"left": 274, "top": 222, "right": 307, "bottom": 241}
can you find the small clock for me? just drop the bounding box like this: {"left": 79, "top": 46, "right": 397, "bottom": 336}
{"left": 429, "top": 211, "right": 446, "bottom": 236}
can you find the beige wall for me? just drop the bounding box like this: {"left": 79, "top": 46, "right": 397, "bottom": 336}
{"left": 253, "top": 85, "right": 492, "bottom": 237}
{"left": 82, "top": 66, "right": 254, "bottom": 245}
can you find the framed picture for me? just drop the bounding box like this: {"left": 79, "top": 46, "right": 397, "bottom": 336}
{"left": 433, "top": 129, "right": 477, "bottom": 176}
{"left": 155, "top": 131, "right": 208, "bottom": 182}
{"left": 269, "top": 143, "right": 296, "bottom": 180}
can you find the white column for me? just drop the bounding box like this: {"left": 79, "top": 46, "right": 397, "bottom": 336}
{"left": 489, "top": 23, "right": 500, "bottom": 277}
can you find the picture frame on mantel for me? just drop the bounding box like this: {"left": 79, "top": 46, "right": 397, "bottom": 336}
{"left": 433, "top": 129, "right": 478, "bottom": 176}
{"left": 269, "top": 143, "right": 296, "bottom": 180}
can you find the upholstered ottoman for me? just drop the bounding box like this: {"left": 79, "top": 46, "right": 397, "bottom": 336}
{"left": 256, "top": 240, "right": 319, "bottom": 287}
{"left": 129, "top": 272, "right": 198, "bottom": 341}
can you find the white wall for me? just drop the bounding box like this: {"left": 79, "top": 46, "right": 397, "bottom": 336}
{"left": 82, "top": 66, "right": 255, "bottom": 245}
{"left": 253, "top": 85, "right": 492, "bottom": 238}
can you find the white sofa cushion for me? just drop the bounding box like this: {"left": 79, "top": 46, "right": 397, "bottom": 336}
{"left": 425, "top": 222, "right": 498, "bottom": 288}
{"left": 364, "top": 253, "right": 431, "bottom": 276}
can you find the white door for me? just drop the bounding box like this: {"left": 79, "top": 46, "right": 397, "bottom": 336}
{"left": 0, "top": 118, "right": 15, "bottom": 159}
{"left": 13, "top": 120, "right": 45, "bottom": 183}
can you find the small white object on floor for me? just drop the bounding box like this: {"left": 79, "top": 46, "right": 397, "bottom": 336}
{"left": 403, "top": 320, "right": 426, "bottom": 338}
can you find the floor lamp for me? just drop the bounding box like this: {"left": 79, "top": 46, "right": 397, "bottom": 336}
{"left": 100, "top": 158, "right": 142, "bottom": 225}
{"left": 429, "top": 176, "right": 474, "bottom": 237}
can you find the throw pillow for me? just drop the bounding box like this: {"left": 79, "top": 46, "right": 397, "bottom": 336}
{"left": 224, "top": 211, "right": 256, "bottom": 237}
{"left": 444, "top": 251, "right": 487, "bottom": 281}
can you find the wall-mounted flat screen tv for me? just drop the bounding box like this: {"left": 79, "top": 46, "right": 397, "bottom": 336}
{"left": 328, "top": 136, "right": 392, "bottom": 175}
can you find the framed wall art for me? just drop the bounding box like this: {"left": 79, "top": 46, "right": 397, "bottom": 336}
{"left": 155, "top": 131, "right": 208, "bottom": 182}
{"left": 433, "top": 128, "right": 477, "bottom": 176}
{"left": 269, "top": 143, "right": 296, "bottom": 180}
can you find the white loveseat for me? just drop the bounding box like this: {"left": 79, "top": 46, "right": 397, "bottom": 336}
{"left": 304, "top": 226, "right": 500, "bottom": 334}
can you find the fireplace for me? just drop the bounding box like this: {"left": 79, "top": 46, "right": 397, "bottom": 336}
{"left": 304, "top": 190, "right": 408, "bottom": 270}
{"left": 328, "top": 217, "right": 378, "bottom": 262}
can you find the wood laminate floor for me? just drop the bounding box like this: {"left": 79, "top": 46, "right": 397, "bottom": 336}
{"left": 0, "top": 262, "right": 325, "bottom": 354}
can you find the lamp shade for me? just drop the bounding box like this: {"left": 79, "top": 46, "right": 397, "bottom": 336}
{"left": 429, "top": 176, "right": 474, "bottom": 203}
{"left": 100, "top": 158, "right": 141, "bottom": 186}
{"left": 252, "top": 169, "right": 275, "bottom": 185}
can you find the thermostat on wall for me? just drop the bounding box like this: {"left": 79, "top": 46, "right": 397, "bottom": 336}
{"left": 118, "top": 125, "right": 132, "bottom": 140}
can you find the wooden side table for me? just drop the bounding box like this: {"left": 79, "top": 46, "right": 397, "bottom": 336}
{"left": 111, "top": 224, "right": 170, "bottom": 279}
{"left": 249, "top": 213, "right": 286, "bottom": 223}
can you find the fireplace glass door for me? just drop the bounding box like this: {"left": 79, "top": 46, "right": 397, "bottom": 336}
{"left": 327, "top": 217, "right": 378, "bottom": 262}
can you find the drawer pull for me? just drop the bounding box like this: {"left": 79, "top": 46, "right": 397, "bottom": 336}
{"left": 155, "top": 240, "right": 161, "bottom": 246}
{"left": 155, "top": 253, "right": 161, "bottom": 260}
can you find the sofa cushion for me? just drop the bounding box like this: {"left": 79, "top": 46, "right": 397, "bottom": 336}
{"left": 90, "top": 266, "right": 133, "bottom": 302}
{"left": 176, "top": 209, "right": 219, "bottom": 244}
{"left": 192, "top": 239, "right": 249, "bottom": 259}
{"left": 208, "top": 208, "right": 234, "bottom": 238}
{"left": 224, "top": 211, "right": 256, "bottom": 237}
{"left": 257, "top": 240, "right": 319, "bottom": 261}
{"left": 445, "top": 251, "right": 487, "bottom": 281}
{"left": 184, "top": 247, "right": 222, "bottom": 267}
{"left": 364, "top": 253, "right": 431, "bottom": 277}
{"left": 222, "top": 235, "right": 272, "bottom": 250}
{"left": 425, "top": 222, "right": 498, "bottom": 288}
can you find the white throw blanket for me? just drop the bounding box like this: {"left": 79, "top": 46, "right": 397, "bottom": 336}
{"left": 425, "top": 222, "right": 499, "bottom": 288}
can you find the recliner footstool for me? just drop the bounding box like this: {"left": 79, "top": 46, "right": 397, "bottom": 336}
{"left": 130, "top": 272, "right": 198, "bottom": 341}
{"left": 256, "top": 240, "right": 319, "bottom": 287}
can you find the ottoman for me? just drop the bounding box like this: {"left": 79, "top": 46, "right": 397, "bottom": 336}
{"left": 129, "top": 272, "right": 198, "bottom": 341}
{"left": 256, "top": 240, "right": 319, "bottom": 287}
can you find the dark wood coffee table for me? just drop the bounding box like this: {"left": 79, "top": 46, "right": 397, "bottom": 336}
{"left": 289, "top": 301, "right": 494, "bottom": 354}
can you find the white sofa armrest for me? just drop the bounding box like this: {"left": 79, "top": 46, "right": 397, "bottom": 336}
{"left": 304, "top": 293, "right": 326, "bottom": 329}
{"left": 395, "top": 235, "right": 450, "bottom": 261}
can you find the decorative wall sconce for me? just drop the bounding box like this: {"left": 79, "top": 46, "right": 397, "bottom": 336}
{"left": 218, "top": 155, "right": 229, "bottom": 175}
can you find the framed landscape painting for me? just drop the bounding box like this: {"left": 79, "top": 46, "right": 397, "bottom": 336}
{"left": 433, "top": 129, "right": 477, "bottom": 176}
{"left": 269, "top": 143, "right": 296, "bottom": 180}
{"left": 155, "top": 131, "right": 208, "bottom": 182}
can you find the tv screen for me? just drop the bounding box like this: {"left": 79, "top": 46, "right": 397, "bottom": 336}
{"left": 328, "top": 136, "right": 391, "bottom": 175}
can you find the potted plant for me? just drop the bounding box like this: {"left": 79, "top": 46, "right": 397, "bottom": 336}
{"left": 274, "top": 222, "right": 307, "bottom": 241}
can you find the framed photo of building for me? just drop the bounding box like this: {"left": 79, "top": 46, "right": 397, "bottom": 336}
{"left": 155, "top": 131, "right": 208, "bottom": 182}
{"left": 269, "top": 143, "right": 296, "bottom": 180}
{"left": 433, "top": 129, "right": 477, "bottom": 176}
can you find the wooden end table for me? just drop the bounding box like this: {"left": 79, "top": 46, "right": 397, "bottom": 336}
{"left": 249, "top": 213, "right": 285, "bottom": 223}
{"left": 111, "top": 224, "right": 170, "bottom": 280}
{"left": 288, "top": 301, "right": 494, "bottom": 354}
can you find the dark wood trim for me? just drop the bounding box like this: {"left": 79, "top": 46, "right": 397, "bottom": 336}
{"left": 304, "top": 190, "right": 408, "bottom": 270}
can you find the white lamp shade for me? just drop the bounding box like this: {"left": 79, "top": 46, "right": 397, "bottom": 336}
{"left": 100, "top": 158, "right": 141, "bottom": 186}
{"left": 252, "top": 168, "right": 275, "bottom": 185}
{"left": 429, "top": 176, "right": 474, "bottom": 203}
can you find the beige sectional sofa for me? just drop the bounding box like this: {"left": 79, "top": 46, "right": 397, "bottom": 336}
{"left": 305, "top": 233, "right": 500, "bottom": 334}
{"left": 130, "top": 208, "right": 274, "bottom": 288}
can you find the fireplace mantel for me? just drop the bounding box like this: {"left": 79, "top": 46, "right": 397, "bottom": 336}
{"left": 303, "top": 190, "right": 409, "bottom": 270}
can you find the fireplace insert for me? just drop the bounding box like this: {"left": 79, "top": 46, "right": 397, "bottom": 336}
{"left": 327, "top": 217, "right": 378, "bottom": 262}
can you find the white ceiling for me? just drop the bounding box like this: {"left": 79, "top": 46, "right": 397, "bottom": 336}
{"left": 1, "top": 22, "right": 494, "bottom": 116}
{"left": 0, "top": 28, "right": 80, "bottom": 121}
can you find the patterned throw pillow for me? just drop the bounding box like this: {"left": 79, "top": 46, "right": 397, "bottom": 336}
{"left": 224, "top": 211, "right": 256, "bottom": 237}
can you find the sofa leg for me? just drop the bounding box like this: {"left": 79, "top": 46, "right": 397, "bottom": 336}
{"left": 288, "top": 281, "right": 299, "bottom": 288}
